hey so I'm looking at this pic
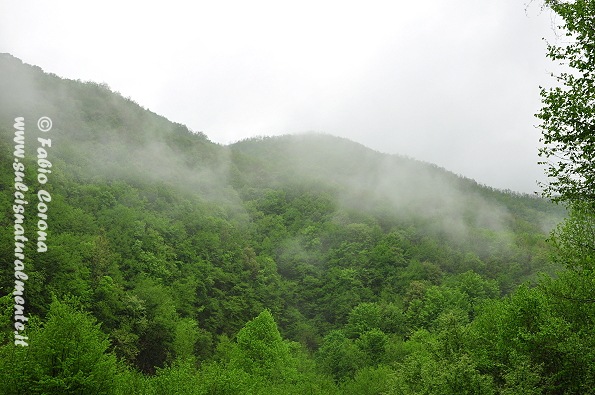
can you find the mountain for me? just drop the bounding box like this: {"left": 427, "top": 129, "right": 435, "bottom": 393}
{"left": 0, "top": 53, "right": 569, "bottom": 393}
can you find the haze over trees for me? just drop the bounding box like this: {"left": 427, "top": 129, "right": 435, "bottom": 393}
{"left": 0, "top": 2, "right": 593, "bottom": 393}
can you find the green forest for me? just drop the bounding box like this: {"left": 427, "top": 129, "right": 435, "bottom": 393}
{"left": 1, "top": 2, "right": 594, "bottom": 394}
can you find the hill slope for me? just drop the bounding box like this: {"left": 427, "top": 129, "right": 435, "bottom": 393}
{"left": 0, "top": 54, "right": 569, "bottom": 392}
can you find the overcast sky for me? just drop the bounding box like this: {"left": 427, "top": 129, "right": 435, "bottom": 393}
{"left": 1, "top": 0, "right": 562, "bottom": 193}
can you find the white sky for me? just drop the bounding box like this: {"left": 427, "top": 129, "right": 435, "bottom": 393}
{"left": 0, "top": 0, "right": 561, "bottom": 193}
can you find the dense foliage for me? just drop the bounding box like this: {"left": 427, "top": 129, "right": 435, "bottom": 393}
{"left": 0, "top": 13, "right": 592, "bottom": 390}
{"left": 537, "top": 0, "right": 595, "bottom": 203}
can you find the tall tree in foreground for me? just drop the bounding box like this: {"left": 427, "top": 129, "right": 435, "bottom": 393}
{"left": 537, "top": 0, "right": 595, "bottom": 304}
{"left": 534, "top": 0, "right": 595, "bottom": 392}
{"left": 537, "top": 0, "right": 595, "bottom": 307}
{"left": 537, "top": 0, "right": 595, "bottom": 204}
{"left": 0, "top": 298, "right": 118, "bottom": 395}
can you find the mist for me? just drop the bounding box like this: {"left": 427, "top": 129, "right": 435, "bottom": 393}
{"left": 1, "top": 53, "right": 563, "bottom": 267}
{"left": 0, "top": 0, "right": 564, "bottom": 194}
{"left": 230, "top": 133, "right": 518, "bottom": 241}
{"left": 0, "top": 54, "right": 247, "bottom": 217}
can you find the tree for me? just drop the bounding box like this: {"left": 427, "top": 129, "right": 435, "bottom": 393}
{"left": 341, "top": 365, "right": 393, "bottom": 395}
{"left": 550, "top": 200, "right": 595, "bottom": 274}
{"left": 387, "top": 330, "right": 495, "bottom": 395}
{"left": 355, "top": 329, "right": 388, "bottom": 366}
{"left": 316, "top": 330, "right": 364, "bottom": 381}
{"left": 534, "top": 2, "right": 595, "bottom": 390}
{"left": 537, "top": 0, "right": 595, "bottom": 203}
{"left": 0, "top": 298, "right": 118, "bottom": 395}
{"left": 230, "top": 309, "right": 296, "bottom": 382}
{"left": 540, "top": 201, "right": 595, "bottom": 391}
{"left": 345, "top": 302, "right": 382, "bottom": 338}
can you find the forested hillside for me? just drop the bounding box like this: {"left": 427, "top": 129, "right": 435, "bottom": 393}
{"left": 0, "top": 47, "right": 592, "bottom": 395}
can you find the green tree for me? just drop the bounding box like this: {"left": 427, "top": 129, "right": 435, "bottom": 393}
{"left": 405, "top": 284, "right": 470, "bottom": 331}
{"left": 534, "top": 2, "right": 595, "bottom": 391}
{"left": 539, "top": 202, "right": 595, "bottom": 391}
{"left": 550, "top": 201, "right": 595, "bottom": 274}
{"left": 537, "top": 0, "right": 595, "bottom": 203}
{"left": 316, "top": 330, "right": 364, "bottom": 381}
{"left": 387, "top": 330, "right": 495, "bottom": 395}
{"left": 345, "top": 302, "right": 382, "bottom": 338}
{"left": 230, "top": 309, "right": 296, "bottom": 382}
{"left": 355, "top": 329, "right": 388, "bottom": 366}
{"left": 0, "top": 298, "right": 118, "bottom": 395}
{"left": 132, "top": 278, "right": 178, "bottom": 373}
{"left": 171, "top": 318, "right": 200, "bottom": 361}
{"left": 341, "top": 365, "right": 393, "bottom": 395}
